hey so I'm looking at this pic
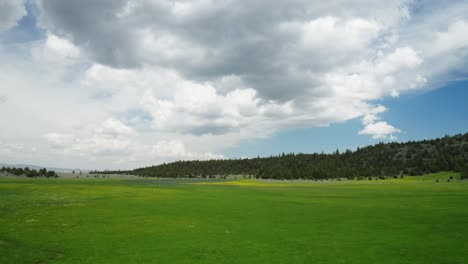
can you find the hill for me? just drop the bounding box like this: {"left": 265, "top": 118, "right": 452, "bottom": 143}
{"left": 97, "top": 133, "right": 468, "bottom": 179}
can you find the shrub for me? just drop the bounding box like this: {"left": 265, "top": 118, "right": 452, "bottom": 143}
{"left": 462, "top": 164, "right": 468, "bottom": 180}
{"left": 47, "top": 171, "right": 57, "bottom": 178}
{"left": 26, "top": 170, "right": 38, "bottom": 178}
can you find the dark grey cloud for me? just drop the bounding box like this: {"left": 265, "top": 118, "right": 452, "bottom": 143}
{"left": 35, "top": 0, "right": 415, "bottom": 101}
{"left": 37, "top": 0, "right": 140, "bottom": 67}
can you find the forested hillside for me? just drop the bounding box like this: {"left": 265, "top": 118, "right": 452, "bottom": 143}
{"left": 98, "top": 133, "right": 468, "bottom": 179}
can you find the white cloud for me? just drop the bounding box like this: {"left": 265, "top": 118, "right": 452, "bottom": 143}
{"left": 139, "top": 29, "right": 206, "bottom": 67}
{"left": 358, "top": 105, "right": 400, "bottom": 140}
{"left": 284, "top": 16, "right": 381, "bottom": 52}
{"left": 99, "top": 118, "right": 133, "bottom": 135}
{"left": 141, "top": 85, "right": 262, "bottom": 135}
{"left": 44, "top": 125, "right": 133, "bottom": 156}
{"left": 432, "top": 20, "right": 468, "bottom": 54}
{"left": 152, "top": 139, "right": 224, "bottom": 160}
{"left": 44, "top": 133, "right": 76, "bottom": 148}
{"left": 152, "top": 140, "right": 186, "bottom": 158}
{"left": 361, "top": 105, "right": 388, "bottom": 125}
{"left": 375, "top": 47, "right": 422, "bottom": 75}
{"left": 44, "top": 121, "right": 224, "bottom": 166}
{"left": 32, "top": 33, "right": 81, "bottom": 64}
{"left": 0, "top": 140, "right": 25, "bottom": 152}
{"left": 359, "top": 121, "right": 401, "bottom": 140}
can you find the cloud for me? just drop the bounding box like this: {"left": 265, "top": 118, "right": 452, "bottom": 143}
{"left": 375, "top": 47, "right": 422, "bottom": 75}
{"left": 36, "top": 0, "right": 139, "bottom": 67}
{"left": 44, "top": 133, "right": 76, "bottom": 148}
{"left": 140, "top": 79, "right": 292, "bottom": 135}
{"left": 1, "top": 1, "right": 468, "bottom": 169}
{"left": 152, "top": 140, "right": 224, "bottom": 160}
{"left": 0, "top": 0, "right": 26, "bottom": 32}
{"left": 432, "top": 20, "right": 468, "bottom": 54}
{"left": 99, "top": 118, "right": 133, "bottom": 135}
{"left": 44, "top": 119, "right": 224, "bottom": 164}
{"left": 0, "top": 140, "right": 25, "bottom": 152}
{"left": 35, "top": 1, "right": 414, "bottom": 101}
{"left": 32, "top": 33, "right": 81, "bottom": 64}
{"left": 280, "top": 16, "right": 381, "bottom": 58}
{"left": 359, "top": 105, "right": 401, "bottom": 140}
{"left": 44, "top": 117, "right": 136, "bottom": 155}
{"left": 359, "top": 121, "right": 401, "bottom": 140}
{"left": 361, "top": 106, "right": 388, "bottom": 125}
{"left": 44, "top": 131, "right": 132, "bottom": 156}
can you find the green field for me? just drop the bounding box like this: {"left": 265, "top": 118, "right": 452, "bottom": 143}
{"left": 1, "top": 172, "right": 467, "bottom": 263}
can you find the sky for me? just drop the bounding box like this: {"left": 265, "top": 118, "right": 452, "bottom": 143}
{"left": 0, "top": 0, "right": 467, "bottom": 170}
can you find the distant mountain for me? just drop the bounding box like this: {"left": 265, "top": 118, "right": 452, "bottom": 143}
{"left": 98, "top": 133, "right": 468, "bottom": 179}
{"left": 0, "top": 163, "right": 88, "bottom": 173}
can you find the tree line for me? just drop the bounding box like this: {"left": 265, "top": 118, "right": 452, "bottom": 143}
{"left": 95, "top": 133, "right": 468, "bottom": 180}
{"left": 0, "top": 167, "right": 58, "bottom": 178}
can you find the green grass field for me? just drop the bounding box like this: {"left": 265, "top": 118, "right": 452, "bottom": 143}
{"left": 1, "top": 172, "right": 467, "bottom": 263}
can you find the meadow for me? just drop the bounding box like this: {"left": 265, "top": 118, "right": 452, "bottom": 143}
{"left": 1, "top": 172, "right": 467, "bottom": 263}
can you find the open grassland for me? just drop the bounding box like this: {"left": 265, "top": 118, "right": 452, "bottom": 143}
{"left": 1, "top": 172, "right": 467, "bottom": 263}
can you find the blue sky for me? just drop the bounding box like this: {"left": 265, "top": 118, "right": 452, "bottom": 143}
{"left": 383, "top": 81, "right": 468, "bottom": 140}
{"left": 0, "top": 1, "right": 467, "bottom": 169}
{"left": 2, "top": 1, "right": 42, "bottom": 43}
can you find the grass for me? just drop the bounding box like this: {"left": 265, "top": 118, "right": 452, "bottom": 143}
{"left": 1, "top": 172, "right": 467, "bottom": 263}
